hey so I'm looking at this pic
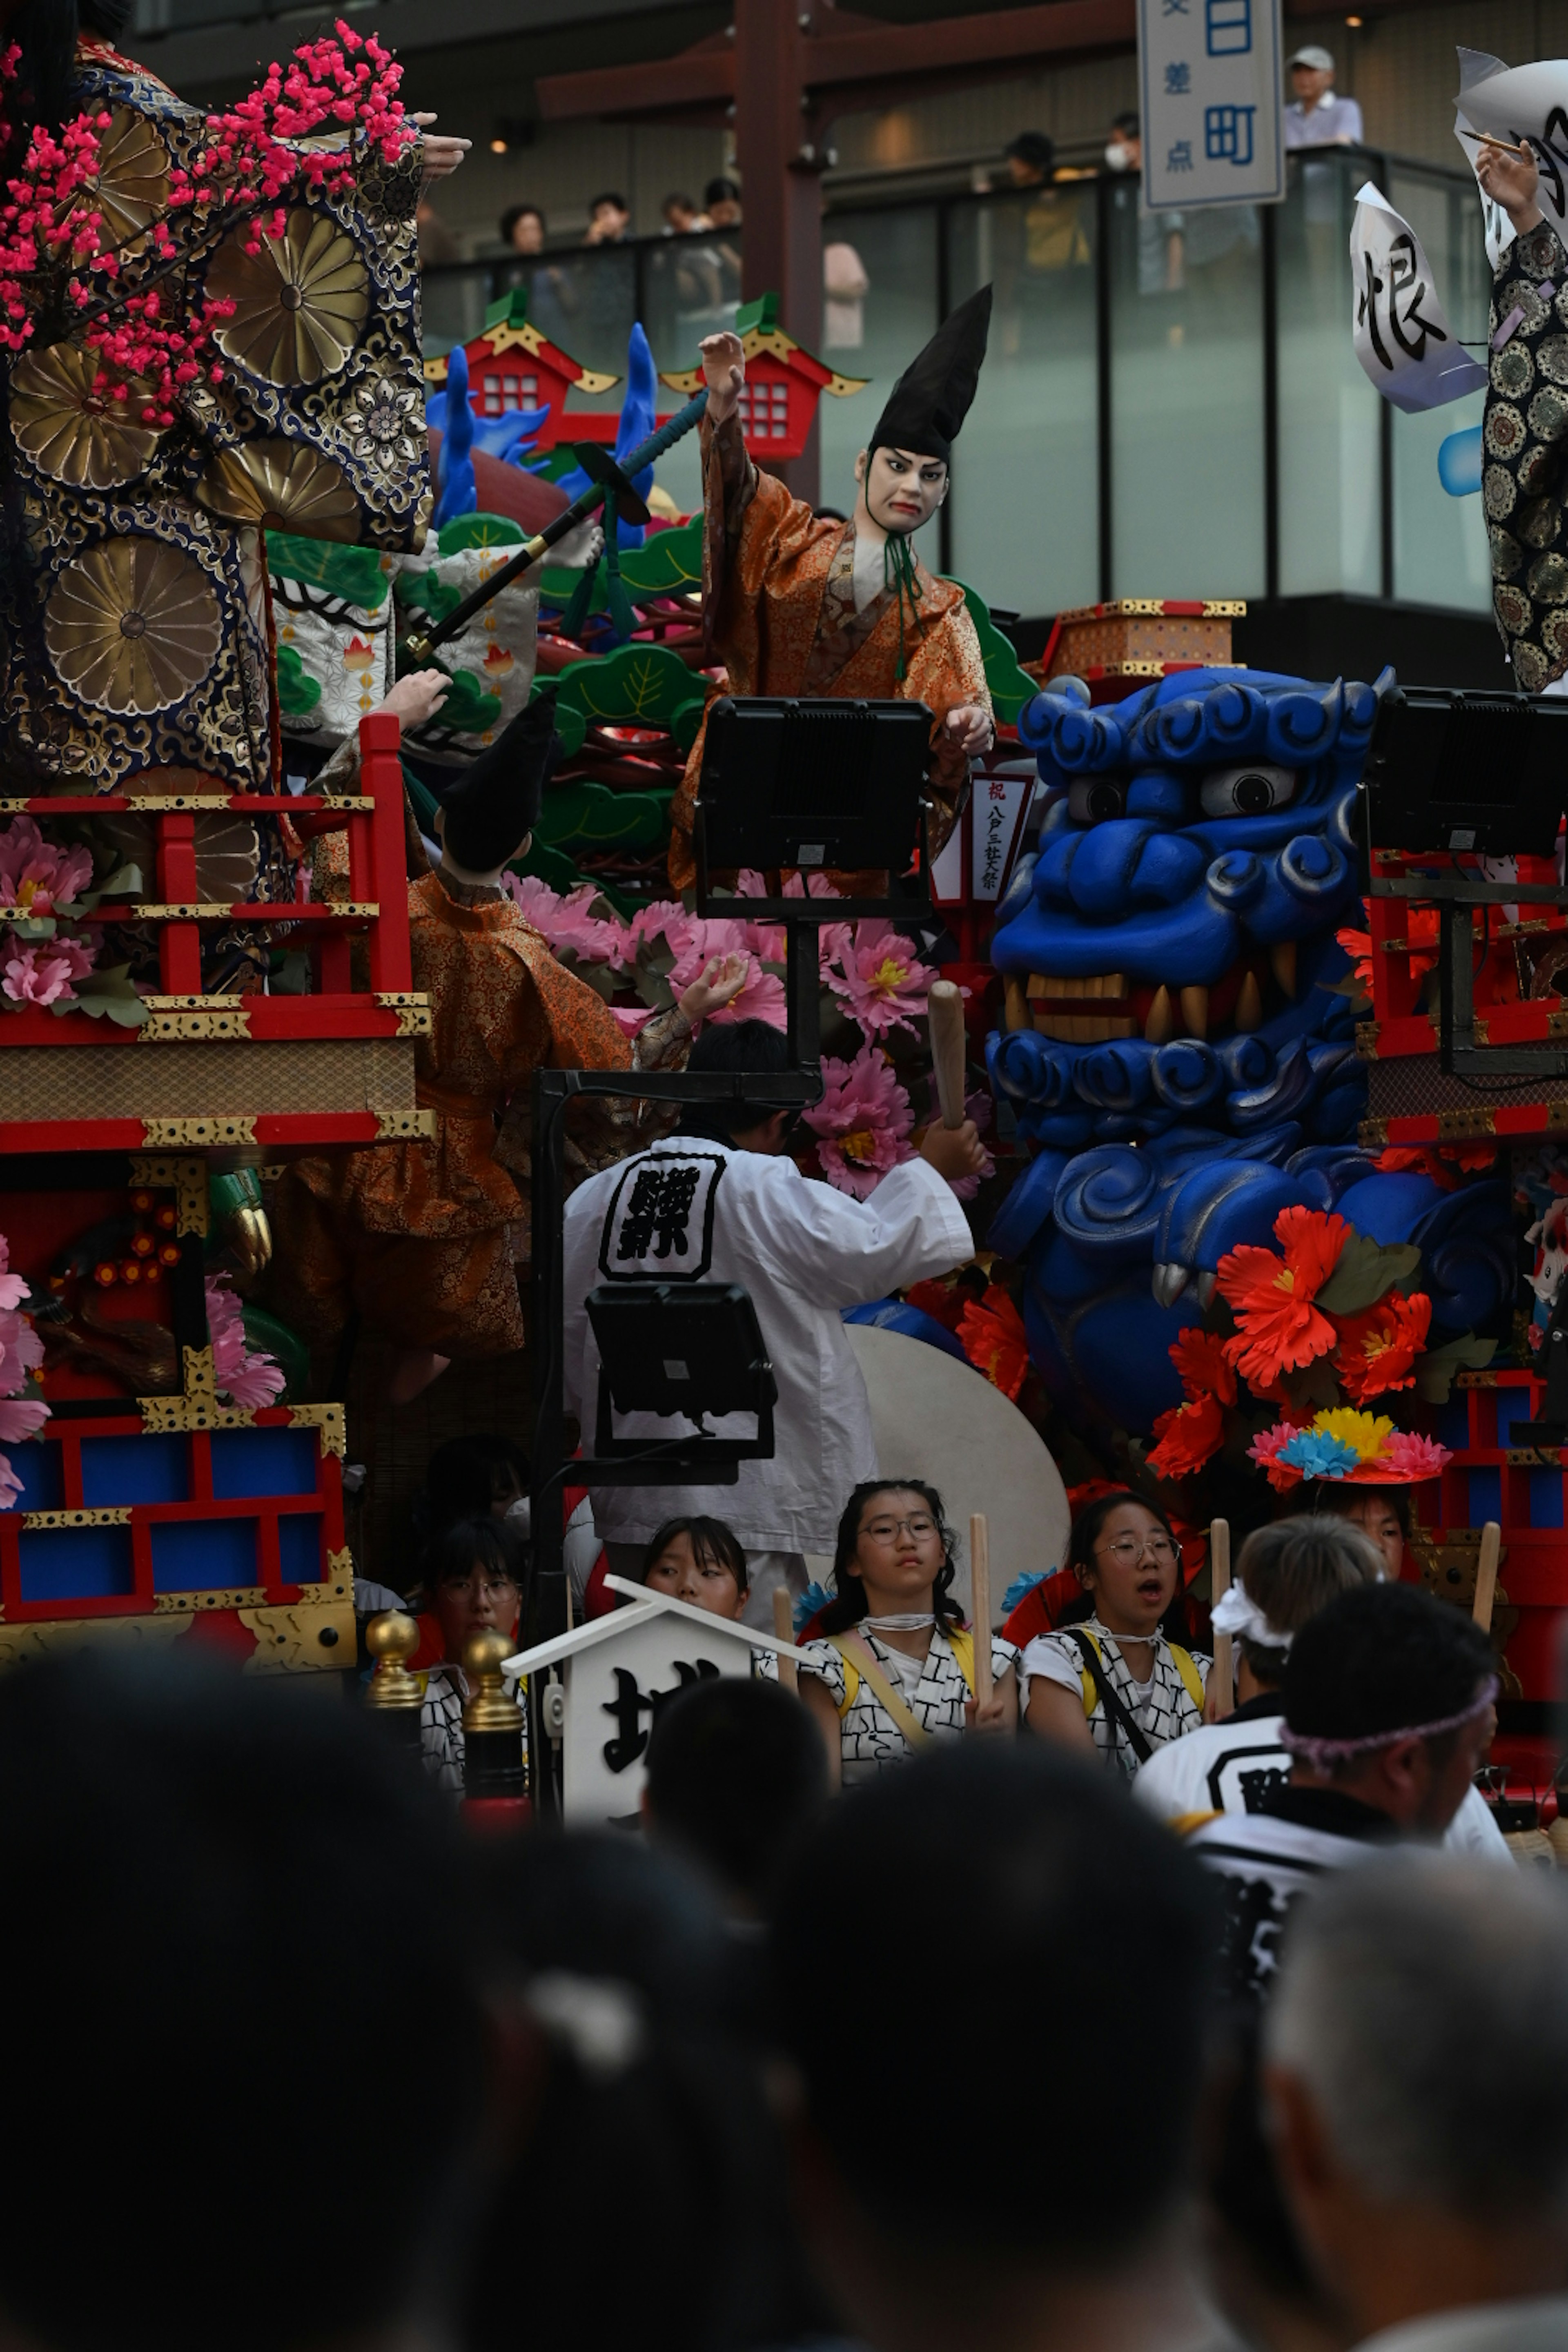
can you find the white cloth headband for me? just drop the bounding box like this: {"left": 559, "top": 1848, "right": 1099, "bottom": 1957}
{"left": 1210, "top": 1580, "right": 1293, "bottom": 1653}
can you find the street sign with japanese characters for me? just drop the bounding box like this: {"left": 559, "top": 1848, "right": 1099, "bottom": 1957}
{"left": 1349, "top": 183, "right": 1486, "bottom": 412}
{"left": 506, "top": 1584, "right": 807, "bottom": 1826}
{"left": 1139, "top": 0, "right": 1285, "bottom": 210}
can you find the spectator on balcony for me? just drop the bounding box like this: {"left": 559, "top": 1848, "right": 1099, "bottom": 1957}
{"left": 704, "top": 175, "right": 743, "bottom": 227}
{"left": 662, "top": 192, "right": 712, "bottom": 234}
{"left": 501, "top": 201, "right": 547, "bottom": 254}
{"left": 999, "top": 129, "right": 1056, "bottom": 188}
{"left": 1284, "top": 47, "right": 1363, "bottom": 149}
{"left": 417, "top": 197, "right": 460, "bottom": 267}
{"left": 584, "top": 191, "right": 631, "bottom": 245}
{"left": 1104, "top": 109, "right": 1141, "bottom": 173}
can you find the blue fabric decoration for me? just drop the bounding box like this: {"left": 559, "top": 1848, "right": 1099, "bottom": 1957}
{"left": 432, "top": 345, "right": 477, "bottom": 528}
{"left": 1000, "top": 1568, "right": 1047, "bottom": 1616}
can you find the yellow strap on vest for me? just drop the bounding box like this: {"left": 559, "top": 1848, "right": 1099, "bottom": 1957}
{"left": 832, "top": 1627, "right": 982, "bottom": 1722}
{"left": 830, "top": 1633, "right": 930, "bottom": 1748}
{"left": 1075, "top": 1631, "right": 1205, "bottom": 1718}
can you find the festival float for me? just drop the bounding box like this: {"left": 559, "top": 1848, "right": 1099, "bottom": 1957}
{"left": 0, "top": 4, "right": 1561, "bottom": 1839}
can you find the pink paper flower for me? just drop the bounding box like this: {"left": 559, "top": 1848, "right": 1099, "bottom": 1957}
{"left": 0, "top": 815, "right": 93, "bottom": 915}
{"left": 2, "top": 935, "right": 94, "bottom": 1007}
{"left": 1374, "top": 1430, "right": 1452, "bottom": 1481}
{"left": 803, "top": 1046, "right": 915, "bottom": 1198}
{"left": 827, "top": 919, "right": 934, "bottom": 1040}
{"left": 205, "top": 1274, "right": 286, "bottom": 1409}
{"left": 503, "top": 873, "right": 628, "bottom": 969}
{"left": 0, "top": 1234, "right": 48, "bottom": 1508}
{"left": 1247, "top": 1419, "right": 1307, "bottom": 1492}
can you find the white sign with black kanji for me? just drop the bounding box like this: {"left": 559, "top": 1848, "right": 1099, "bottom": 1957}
{"left": 597, "top": 1148, "right": 728, "bottom": 1283}
{"left": 1140, "top": 0, "right": 1284, "bottom": 211}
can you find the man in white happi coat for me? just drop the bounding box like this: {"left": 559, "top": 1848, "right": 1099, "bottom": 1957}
{"left": 562, "top": 1020, "right": 984, "bottom": 1630}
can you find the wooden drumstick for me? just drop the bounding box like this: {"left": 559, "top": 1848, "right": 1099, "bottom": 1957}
{"left": 1472, "top": 1521, "right": 1502, "bottom": 1636}
{"left": 1477, "top": 132, "right": 1531, "bottom": 157}
{"left": 970, "top": 1513, "right": 993, "bottom": 1710}
{"left": 929, "top": 978, "right": 967, "bottom": 1129}
{"left": 1210, "top": 1517, "right": 1234, "bottom": 1722}
{"left": 773, "top": 1584, "right": 798, "bottom": 1693}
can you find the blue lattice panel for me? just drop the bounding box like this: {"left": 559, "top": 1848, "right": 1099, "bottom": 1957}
{"left": 0, "top": 1410, "right": 351, "bottom": 1671}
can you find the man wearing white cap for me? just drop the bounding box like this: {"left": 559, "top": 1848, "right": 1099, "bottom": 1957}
{"left": 1284, "top": 45, "right": 1363, "bottom": 148}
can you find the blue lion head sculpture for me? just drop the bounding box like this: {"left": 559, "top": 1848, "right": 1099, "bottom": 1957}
{"left": 984, "top": 666, "right": 1513, "bottom": 1434}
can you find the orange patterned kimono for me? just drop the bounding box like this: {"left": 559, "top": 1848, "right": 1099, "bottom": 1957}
{"left": 275, "top": 871, "right": 633, "bottom": 1358}
{"left": 668, "top": 411, "right": 991, "bottom": 893}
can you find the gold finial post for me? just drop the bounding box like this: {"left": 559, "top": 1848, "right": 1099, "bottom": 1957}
{"left": 461, "top": 1627, "right": 527, "bottom": 1806}
{"left": 364, "top": 1610, "right": 423, "bottom": 1758}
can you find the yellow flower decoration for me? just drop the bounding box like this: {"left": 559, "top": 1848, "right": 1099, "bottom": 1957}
{"left": 9, "top": 344, "right": 161, "bottom": 491}
{"left": 1313, "top": 1408, "right": 1395, "bottom": 1464}
{"left": 207, "top": 208, "right": 369, "bottom": 387}
{"left": 196, "top": 439, "right": 361, "bottom": 539}
{"left": 46, "top": 537, "right": 223, "bottom": 715}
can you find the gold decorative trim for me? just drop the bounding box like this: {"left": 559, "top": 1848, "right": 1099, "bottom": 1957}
{"left": 1455, "top": 1371, "right": 1500, "bottom": 1389}
{"left": 1548, "top": 1009, "right": 1568, "bottom": 1040}
{"left": 291, "top": 1403, "right": 346, "bottom": 1459}
{"left": 22, "top": 1507, "right": 131, "bottom": 1529}
{"left": 125, "top": 795, "right": 234, "bottom": 811}
{"left": 118, "top": 902, "right": 378, "bottom": 922}
{"left": 311, "top": 793, "right": 374, "bottom": 811}
{"left": 374, "top": 991, "right": 433, "bottom": 1038}
{"left": 1437, "top": 1107, "right": 1497, "bottom": 1140}
{"left": 139, "top": 1116, "right": 256, "bottom": 1148}
{"left": 154, "top": 1586, "right": 266, "bottom": 1613}
{"left": 139, "top": 1002, "right": 252, "bottom": 1042}
{"left": 127, "top": 1154, "right": 207, "bottom": 1235}
{"left": 0, "top": 1617, "right": 192, "bottom": 1667}
{"left": 374, "top": 1107, "right": 436, "bottom": 1140}
{"left": 238, "top": 1598, "right": 356, "bottom": 1673}
{"left": 1508, "top": 1445, "right": 1564, "bottom": 1466}
{"left": 1355, "top": 1021, "right": 1380, "bottom": 1059}
{"left": 1551, "top": 1102, "right": 1568, "bottom": 1135}
{"left": 1358, "top": 1117, "right": 1389, "bottom": 1149}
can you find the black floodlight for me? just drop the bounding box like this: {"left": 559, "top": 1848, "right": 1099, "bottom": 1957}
{"left": 695, "top": 695, "right": 933, "bottom": 877}
{"left": 1362, "top": 685, "right": 1568, "bottom": 860}
{"left": 585, "top": 1282, "right": 776, "bottom": 1459}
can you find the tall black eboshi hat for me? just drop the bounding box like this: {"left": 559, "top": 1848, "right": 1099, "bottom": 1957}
{"left": 440, "top": 694, "right": 560, "bottom": 872}
{"left": 867, "top": 285, "right": 992, "bottom": 466}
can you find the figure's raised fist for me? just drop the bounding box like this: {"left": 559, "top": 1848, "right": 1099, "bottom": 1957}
{"left": 699, "top": 330, "right": 745, "bottom": 424}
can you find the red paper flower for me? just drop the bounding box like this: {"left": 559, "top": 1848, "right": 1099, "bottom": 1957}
{"left": 1146, "top": 1389, "right": 1227, "bottom": 1482}
{"left": 1332, "top": 1290, "right": 1432, "bottom": 1403}
{"left": 1217, "top": 1206, "right": 1350, "bottom": 1389}
{"left": 1170, "top": 1325, "right": 1237, "bottom": 1405}
{"left": 958, "top": 1286, "right": 1029, "bottom": 1400}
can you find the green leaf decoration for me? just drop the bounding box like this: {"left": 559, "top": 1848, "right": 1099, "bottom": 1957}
{"left": 266, "top": 533, "right": 390, "bottom": 612}
{"left": 1316, "top": 1236, "right": 1424, "bottom": 1317}
{"left": 530, "top": 687, "right": 585, "bottom": 759}
{"left": 433, "top": 668, "right": 504, "bottom": 734}
{"left": 57, "top": 963, "right": 146, "bottom": 1027}
{"left": 539, "top": 563, "right": 606, "bottom": 616}
{"left": 619, "top": 515, "right": 704, "bottom": 597}
{"left": 94, "top": 860, "right": 143, "bottom": 898}
{"left": 942, "top": 575, "right": 1037, "bottom": 726}
{"left": 555, "top": 644, "right": 699, "bottom": 728}
{"left": 239, "top": 1303, "right": 310, "bottom": 1404}
{"left": 535, "top": 780, "right": 673, "bottom": 855}
{"left": 437, "top": 512, "right": 526, "bottom": 554}
{"left": 1413, "top": 1332, "right": 1498, "bottom": 1405}
{"left": 670, "top": 694, "right": 707, "bottom": 754}
{"left": 396, "top": 568, "right": 463, "bottom": 624}
{"left": 275, "top": 644, "right": 323, "bottom": 719}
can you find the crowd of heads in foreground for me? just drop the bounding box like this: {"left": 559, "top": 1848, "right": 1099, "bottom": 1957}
{"left": 2, "top": 1459, "right": 1563, "bottom": 2352}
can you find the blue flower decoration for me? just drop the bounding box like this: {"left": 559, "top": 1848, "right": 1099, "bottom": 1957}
{"left": 793, "top": 1580, "right": 835, "bottom": 1636}
{"left": 1276, "top": 1430, "right": 1361, "bottom": 1479}
{"left": 1001, "top": 1568, "right": 1049, "bottom": 1615}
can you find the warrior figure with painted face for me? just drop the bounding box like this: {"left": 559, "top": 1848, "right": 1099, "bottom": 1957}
{"left": 665, "top": 290, "right": 997, "bottom": 892}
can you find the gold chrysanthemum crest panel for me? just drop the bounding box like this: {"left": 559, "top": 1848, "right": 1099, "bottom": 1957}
{"left": 72, "top": 106, "right": 170, "bottom": 248}
{"left": 9, "top": 345, "right": 163, "bottom": 492}
{"left": 45, "top": 537, "right": 223, "bottom": 714}
{"left": 196, "top": 439, "right": 361, "bottom": 541}
{"left": 207, "top": 209, "right": 370, "bottom": 387}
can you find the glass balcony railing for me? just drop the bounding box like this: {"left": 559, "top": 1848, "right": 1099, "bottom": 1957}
{"left": 421, "top": 145, "right": 1493, "bottom": 620}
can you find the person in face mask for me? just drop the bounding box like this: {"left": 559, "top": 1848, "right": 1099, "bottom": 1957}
{"left": 1104, "top": 110, "right": 1141, "bottom": 173}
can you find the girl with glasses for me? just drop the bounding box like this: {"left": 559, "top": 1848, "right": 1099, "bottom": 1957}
{"left": 1020, "top": 1490, "right": 1207, "bottom": 1776}
{"left": 419, "top": 1517, "right": 526, "bottom": 1797}
{"left": 796, "top": 1480, "right": 1018, "bottom": 1786}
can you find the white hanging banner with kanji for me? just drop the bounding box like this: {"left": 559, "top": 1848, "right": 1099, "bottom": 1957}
{"left": 970, "top": 767, "right": 1036, "bottom": 905}
{"left": 1140, "top": 0, "right": 1284, "bottom": 210}
{"left": 1350, "top": 183, "right": 1486, "bottom": 413}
